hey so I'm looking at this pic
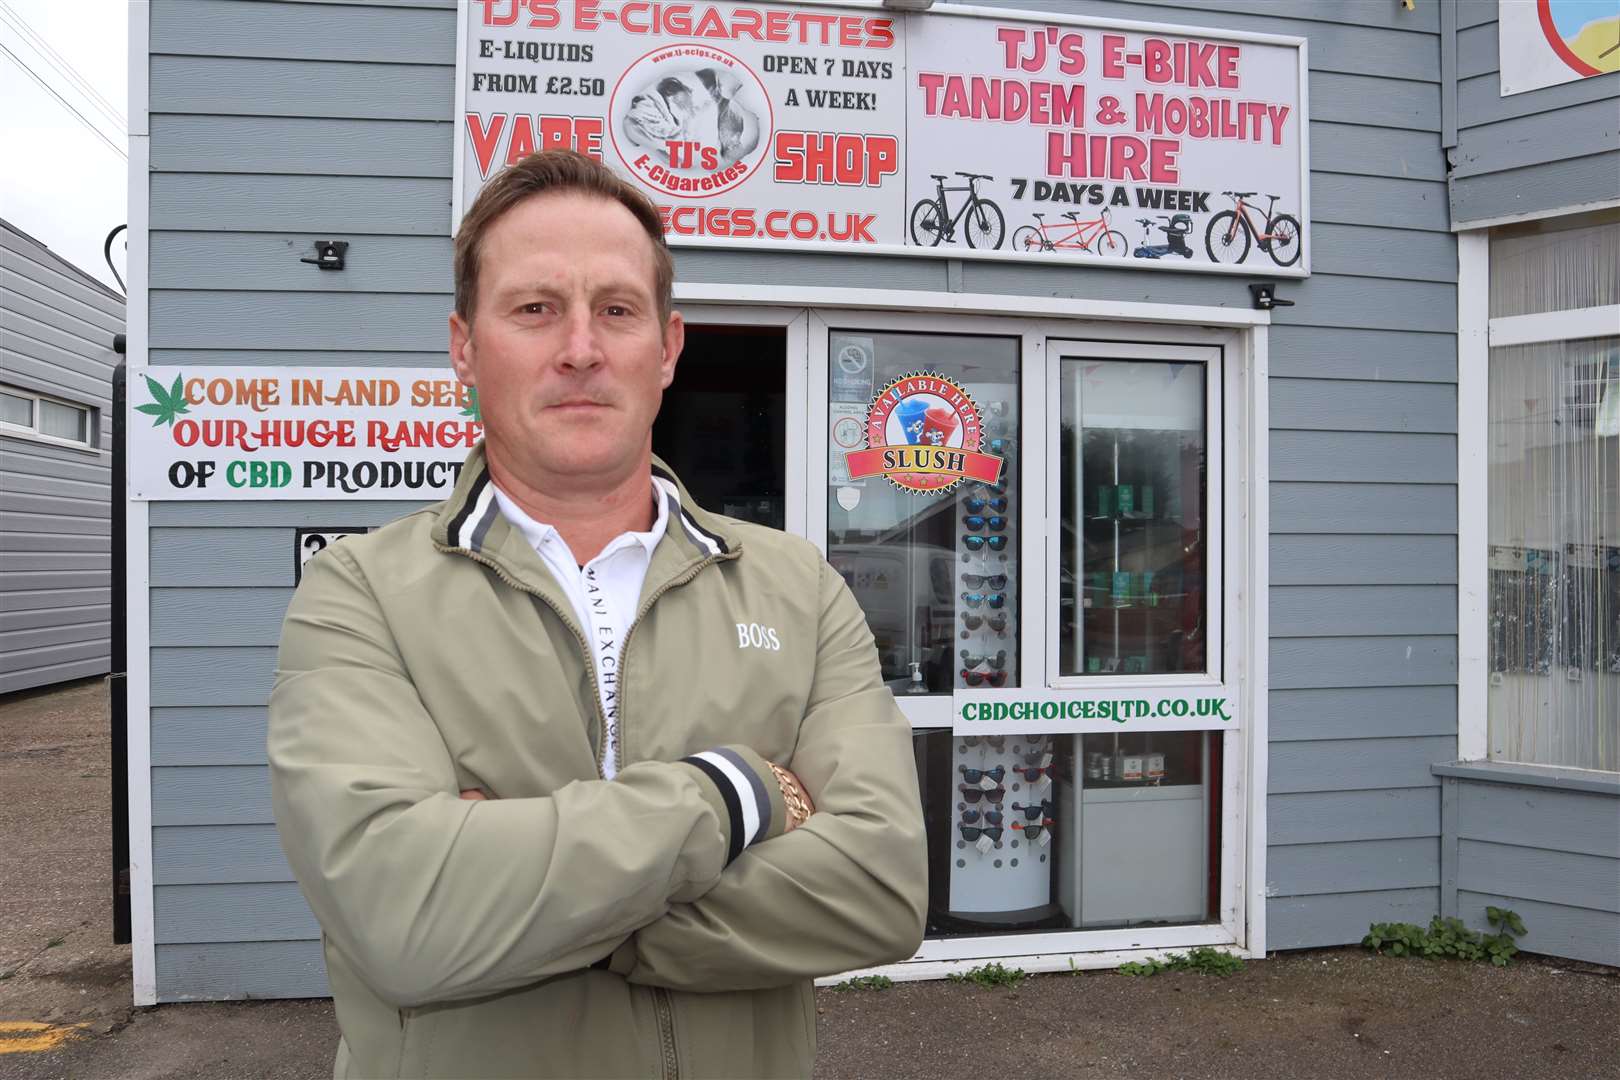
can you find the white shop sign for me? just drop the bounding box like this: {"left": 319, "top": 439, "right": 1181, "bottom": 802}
{"left": 954, "top": 687, "right": 1236, "bottom": 735}
{"left": 454, "top": 1, "right": 1309, "bottom": 274}
{"left": 1498, "top": 1, "right": 1619, "bottom": 96}
{"left": 127, "top": 368, "right": 478, "bottom": 501}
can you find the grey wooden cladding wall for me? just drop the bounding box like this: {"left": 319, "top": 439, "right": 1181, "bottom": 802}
{"left": 1, "top": 222, "right": 122, "bottom": 692}
{"left": 145, "top": 0, "right": 1457, "bottom": 997}
{"left": 1448, "top": 8, "right": 1620, "bottom": 224}
{"left": 1443, "top": 777, "right": 1620, "bottom": 967}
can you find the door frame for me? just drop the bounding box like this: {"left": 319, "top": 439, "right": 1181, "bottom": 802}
{"left": 670, "top": 285, "right": 1270, "bottom": 975}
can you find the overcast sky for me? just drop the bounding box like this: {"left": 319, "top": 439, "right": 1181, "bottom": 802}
{"left": 1, "top": 0, "right": 128, "bottom": 292}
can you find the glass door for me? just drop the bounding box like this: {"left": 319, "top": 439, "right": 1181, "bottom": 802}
{"left": 653, "top": 307, "right": 807, "bottom": 536}
{"left": 807, "top": 315, "right": 1253, "bottom": 961}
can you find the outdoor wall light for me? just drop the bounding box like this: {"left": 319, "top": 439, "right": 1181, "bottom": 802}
{"left": 1248, "top": 283, "right": 1294, "bottom": 310}
{"left": 301, "top": 240, "right": 349, "bottom": 271}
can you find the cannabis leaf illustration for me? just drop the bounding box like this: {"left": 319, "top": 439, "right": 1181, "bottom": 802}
{"left": 459, "top": 386, "right": 482, "bottom": 421}
{"left": 135, "top": 374, "right": 191, "bottom": 427}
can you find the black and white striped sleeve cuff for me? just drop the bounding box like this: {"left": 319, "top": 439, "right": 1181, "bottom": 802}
{"left": 677, "top": 745, "right": 787, "bottom": 864}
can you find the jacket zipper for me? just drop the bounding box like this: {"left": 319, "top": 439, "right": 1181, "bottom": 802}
{"left": 436, "top": 544, "right": 610, "bottom": 779}
{"left": 653, "top": 987, "right": 680, "bottom": 1080}
{"left": 613, "top": 552, "right": 731, "bottom": 763}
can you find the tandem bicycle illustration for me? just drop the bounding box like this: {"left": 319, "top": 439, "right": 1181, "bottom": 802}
{"left": 1012, "top": 207, "right": 1127, "bottom": 256}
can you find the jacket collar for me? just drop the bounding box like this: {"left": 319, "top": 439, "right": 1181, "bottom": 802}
{"left": 432, "top": 443, "right": 742, "bottom": 591}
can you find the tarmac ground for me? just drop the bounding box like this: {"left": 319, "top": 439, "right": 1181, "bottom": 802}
{"left": 3, "top": 679, "right": 1617, "bottom": 1079}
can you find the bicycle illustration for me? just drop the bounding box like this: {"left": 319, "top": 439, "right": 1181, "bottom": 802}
{"left": 1011, "top": 207, "right": 1126, "bottom": 256}
{"left": 910, "top": 172, "right": 1006, "bottom": 250}
{"left": 1204, "top": 191, "right": 1302, "bottom": 267}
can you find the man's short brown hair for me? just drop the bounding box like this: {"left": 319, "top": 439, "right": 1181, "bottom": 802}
{"left": 454, "top": 150, "right": 674, "bottom": 321}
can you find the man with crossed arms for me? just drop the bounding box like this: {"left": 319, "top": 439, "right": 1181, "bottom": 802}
{"left": 268, "top": 149, "right": 928, "bottom": 1079}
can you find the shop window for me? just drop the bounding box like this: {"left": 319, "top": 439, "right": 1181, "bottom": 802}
{"left": 1483, "top": 210, "right": 1619, "bottom": 772}
{"left": 914, "top": 728, "right": 1220, "bottom": 936}
{"left": 825, "top": 330, "right": 1021, "bottom": 694}
{"left": 1489, "top": 216, "right": 1620, "bottom": 318}
{"left": 1487, "top": 335, "right": 1619, "bottom": 770}
{"left": 0, "top": 384, "right": 96, "bottom": 449}
{"left": 1057, "top": 357, "right": 1208, "bottom": 677}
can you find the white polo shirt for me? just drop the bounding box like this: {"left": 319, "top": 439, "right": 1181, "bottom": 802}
{"left": 492, "top": 478, "right": 677, "bottom": 779}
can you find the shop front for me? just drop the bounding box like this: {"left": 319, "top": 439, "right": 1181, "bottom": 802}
{"left": 129, "top": 0, "right": 1488, "bottom": 1005}
{"left": 643, "top": 298, "right": 1268, "bottom": 976}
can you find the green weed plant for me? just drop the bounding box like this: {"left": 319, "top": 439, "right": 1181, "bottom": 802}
{"left": 1117, "top": 946, "right": 1244, "bottom": 977}
{"left": 947, "top": 962, "right": 1027, "bottom": 989}
{"left": 1362, "top": 907, "right": 1526, "bottom": 967}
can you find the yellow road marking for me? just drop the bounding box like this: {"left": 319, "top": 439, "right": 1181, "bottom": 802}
{"left": 0, "top": 1021, "right": 88, "bottom": 1054}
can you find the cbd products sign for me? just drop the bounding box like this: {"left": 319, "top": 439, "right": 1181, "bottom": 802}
{"left": 843, "top": 371, "right": 1003, "bottom": 494}
{"left": 455, "top": 1, "right": 1308, "bottom": 275}
{"left": 127, "top": 368, "right": 481, "bottom": 500}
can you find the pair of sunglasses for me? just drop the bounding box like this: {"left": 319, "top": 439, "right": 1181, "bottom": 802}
{"left": 961, "top": 668, "right": 1008, "bottom": 687}
{"left": 963, "top": 495, "right": 1009, "bottom": 514}
{"left": 963, "top": 535, "right": 1009, "bottom": 552}
{"left": 962, "top": 612, "right": 1008, "bottom": 631}
{"left": 960, "top": 592, "right": 1006, "bottom": 609}
{"left": 961, "top": 573, "right": 1007, "bottom": 590}
{"left": 961, "top": 734, "right": 1005, "bottom": 750}
{"left": 959, "top": 784, "right": 1006, "bottom": 804}
{"left": 974, "top": 476, "right": 1009, "bottom": 494}
{"left": 1014, "top": 820, "right": 1054, "bottom": 839}
{"left": 959, "top": 764, "right": 1005, "bottom": 785}
{"left": 959, "top": 824, "right": 1005, "bottom": 843}
{"left": 961, "top": 649, "right": 1008, "bottom": 670}
{"left": 960, "top": 808, "right": 1004, "bottom": 826}
{"left": 1010, "top": 764, "right": 1055, "bottom": 782}
{"left": 1011, "top": 800, "right": 1054, "bottom": 821}
{"left": 964, "top": 515, "right": 1008, "bottom": 533}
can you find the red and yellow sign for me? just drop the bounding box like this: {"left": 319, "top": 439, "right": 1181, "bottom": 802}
{"left": 844, "top": 371, "right": 1003, "bottom": 493}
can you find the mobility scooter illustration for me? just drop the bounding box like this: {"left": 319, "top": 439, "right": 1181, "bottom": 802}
{"left": 1131, "top": 213, "right": 1196, "bottom": 260}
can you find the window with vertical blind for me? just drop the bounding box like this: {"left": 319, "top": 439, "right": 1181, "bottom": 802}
{"left": 1486, "top": 211, "right": 1620, "bottom": 772}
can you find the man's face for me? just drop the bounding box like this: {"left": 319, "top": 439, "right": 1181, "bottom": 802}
{"left": 449, "top": 192, "right": 683, "bottom": 491}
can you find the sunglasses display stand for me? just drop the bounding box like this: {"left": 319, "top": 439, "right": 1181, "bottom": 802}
{"left": 946, "top": 734, "right": 1059, "bottom": 918}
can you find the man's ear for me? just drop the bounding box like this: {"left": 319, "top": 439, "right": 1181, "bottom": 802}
{"left": 659, "top": 309, "right": 685, "bottom": 390}
{"left": 449, "top": 311, "right": 476, "bottom": 386}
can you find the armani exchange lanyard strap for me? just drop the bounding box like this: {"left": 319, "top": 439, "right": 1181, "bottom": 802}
{"left": 583, "top": 565, "right": 622, "bottom": 779}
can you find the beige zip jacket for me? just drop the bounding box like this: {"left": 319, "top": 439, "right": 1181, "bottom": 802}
{"left": 267, "top": 447, "right": 928, "bottom": 1079}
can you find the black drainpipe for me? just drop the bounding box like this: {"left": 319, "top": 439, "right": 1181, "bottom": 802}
{"left": 110, "top": 350, "right": 131, "bottom": 945}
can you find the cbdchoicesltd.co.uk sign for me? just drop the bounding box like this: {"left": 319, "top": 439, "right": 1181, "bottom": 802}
{"left": 127, "top": 368, "right": 481, "bottom": 500}
{"left": 955, "top": 688, "right": 1236, "bottom": 735}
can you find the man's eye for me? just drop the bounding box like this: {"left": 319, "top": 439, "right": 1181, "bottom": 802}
{"left": 520, "top": 302, "right": 550, "bottom": 315}
{"left": 603, "top": 304, "right": 631, "bottom": 317}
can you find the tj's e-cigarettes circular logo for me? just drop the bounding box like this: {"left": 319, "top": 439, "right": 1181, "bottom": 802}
{"left": 844, "top": 371, "right": 1004, "bottom": 494}
{"left": 609, "top": 44, "right": 772, "bottom": 198}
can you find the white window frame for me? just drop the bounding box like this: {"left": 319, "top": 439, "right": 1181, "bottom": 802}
{"left": 784, "top": 295, "right": 1267, "bottom": 972}
{"left": 1455, "top": 227, "right": 1620, "bottom": 765}
{"left": 1045, "top": 339, "right": 1226, "bottom": 692}
{"left": 0, "top": 383, "right": 100, "bottom": 452}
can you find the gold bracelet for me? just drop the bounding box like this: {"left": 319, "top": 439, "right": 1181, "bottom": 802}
{"left": 768, "top": 762, "right": 812, "bottom": 829}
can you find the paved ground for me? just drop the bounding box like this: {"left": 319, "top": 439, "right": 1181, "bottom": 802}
{"left": 3, "top": 679, "right": 1617, "bottom": 1079}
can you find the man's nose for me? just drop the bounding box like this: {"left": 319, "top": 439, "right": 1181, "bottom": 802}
{"left": 555, "top": 307, "right": 605, "bottom": 371}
